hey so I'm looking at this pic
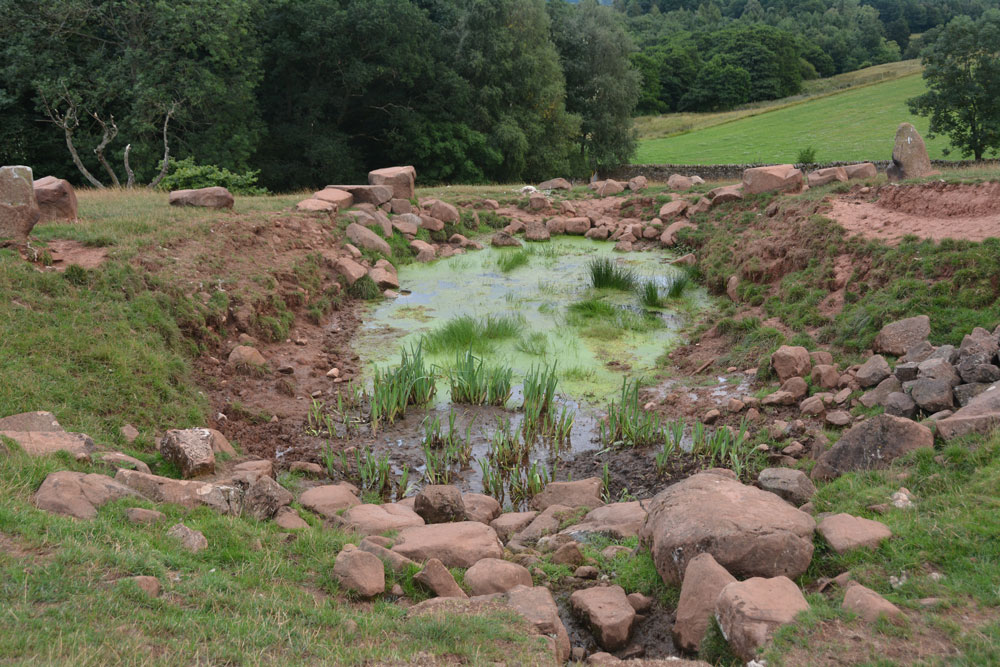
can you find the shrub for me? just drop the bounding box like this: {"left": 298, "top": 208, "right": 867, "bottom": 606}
{"left": 158, "top": 157, "right": 268, "bottom": 195}
{"left": 796, "top": 146, "right": 817, "bottom": 165}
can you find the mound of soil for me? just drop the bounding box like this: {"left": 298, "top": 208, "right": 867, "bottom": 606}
{"left": 829, "top": 182, "right": 1000, "bottom": 244}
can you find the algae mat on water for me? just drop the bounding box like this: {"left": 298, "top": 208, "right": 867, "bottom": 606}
{"left": 352, "top": 237, "right": 707, "bottom": 404}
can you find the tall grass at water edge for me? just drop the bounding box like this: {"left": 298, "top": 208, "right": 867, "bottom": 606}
{"left": 422, "top": 314, "right": 526, "bottom": 354}
{"left": 445, "top": 350, "right": 513, "bottom": 406}
{"left": 368, "top": 343, "right": 436, "bottom": 433}
{"left": 588, "top": 257, "right": 637, "bottom": 291}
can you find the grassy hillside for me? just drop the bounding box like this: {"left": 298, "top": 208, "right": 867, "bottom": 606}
{"left": 635, "top": 68, "right": 952, "bottom": 165}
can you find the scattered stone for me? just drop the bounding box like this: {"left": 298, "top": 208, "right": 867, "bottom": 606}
{"left": 465, "top": 558, "right": 532, "bottom": 595}
{"left": 657, "top": 200, "right": 689, "bottom": 221}
{"left": 781, "top": 376, "right": 808, "bottom": 400}
{"left": 667, "top": 174, "right": 694, "bottom": 190}
{"left": 126, "top": 507, "right": 165, "bottom": 524}
{"left": 168, "top": 186, "right": 234, "bottom": 209}
{"left": 94, "top": 451, "right": 151, "bottom": 475}
{"left": 228, "top": 345, "right": 267, "bottom": 370}
{"left": 334, "top": 544, "right": 385, "bottom": 598}
{"left": 296, "top": 198, "right": 335, "bottom": 213}
{"left": 415, "top": 557, "right": 467, "bottom": 598}
{"left": 274, "top": 506, "right": 310, "bottom": 530}
{"left": 327, "top": 184, "right": 392, "bottom": 206}
{"left": 167, "top": 523, "right": 208, "bottom": 553}
{"left": 627, "top": 175, "right": 647, "bottom": 191}
{"left": 159, "top": 429, "right": 216, "bottom": 479}
{"left": 391, "top": 521, "right": 502, "bottom": 568}
{"left": 757, "top": 468, "right": 816, "bottom": 506}
{"left": 570, "top": 585, "right": 636, "bottom": 651}
{"left": 33, "top": 471, "right": 141, "bottom": 520}
{"left": 639, "top": 469, "right": 815, "bottom": 585}
{"left": 346, "top": 222, "right": 391, "bottom": 256}
{"left": 0, "top": 410, "right": 96, "bottom": 458}
{"left": 126, "top": 575, "right": 161, "bottom": 597}
{"left": 742, "top": 164, "right": 804, "bottom": 195}
{"left": 551, "top": 541, "right": 585, "bottom": 567}
{"left": 856, "top": 355, "right": 891, "bottom": 388}
{"left": 513, "top": 504, "right": 572, "bottom": 544}
{"left": 845, "top": 163, "right": 878, "bottom": 180}
{"left": 799, "top": 395, "right": 825, "bottom": 416}
{"left": 594, "top": 180, "right": 625, "bottom": 196}
{"left": 33, "top": 175, "right": 77, "bottom": 221}
{"left": 771, "top": 346, "right": 811, "bottom": 382}
{"left": 812, "top": 415, "right": 934, "bottom": 480}
{"left": 115, "top": 470, "right": 238, "bottom": 514}
{"left": 825, "top": 410, "right": 853, "bottom": 427}
{"left": 602, "top": 545, "right": 632, "bottom": 560}
{"left": 842, "top": 582, "right": 903, "bottom": 622}
{"left": 491, "top": 231, "right": 522, "bottom": 247}
{"left": 299, "top": 484, "right": 360, "bottom": 518}
{"left": 911, "top": 377, "right": 955, "bottom": 413}
{"left": 715, "top": 576, "right": 809, "bottom": 662}
{"left": 673, "top": 552, "right": 737, "bottom": 652}
{"left": 807, "top": 167, "right": 848, "bottom": 187}
{"left": 564, "top": 217, "right": 592, "bottom": 235}
{"left": 937, "top": 381, "right": 1000, "bottom": 440}
{"left": 414, "top": 485, "right": 466, "bottom": 524}
{"left": 242, "top": 476, "right": 293, "bottom": 520}
{"left": 817, "top": 513, "right": 892, "bottom": 554}
{"left": 811, "top": 364, "right": 840, "bottom": 390}
{"left": 860, "top": 376, "right": 902, "bottom": 408}
{"left": 531, "top": 477, "right": 603, "bottom": 512}
{"left": 289, "top": 461, "right": 324, "bottom": 476}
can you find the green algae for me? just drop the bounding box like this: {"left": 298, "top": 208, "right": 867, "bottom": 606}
{"left": 352, "top": 237, "right": 707, "bottom": 405}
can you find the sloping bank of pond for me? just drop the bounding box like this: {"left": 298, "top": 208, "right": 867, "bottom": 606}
{"left": 341, "top": 237, "right": 712, "bottom": 505}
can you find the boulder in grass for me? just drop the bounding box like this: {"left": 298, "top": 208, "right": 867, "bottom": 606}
{"left": 812, "top": 414, "right": 934, "bottom": 481}
{"left": 842, "top": 582, "right": 903, "bottom": 622}
{"left": 771, "top": 346, "right": 811, "bottom": 382}
{"left": 159, "top": 428, "right": 216, "bottom": 479}
{"left": 33, "top": 471, "right": 142, "bottom": 520}
{"left": 807, "top": 167, "right": 848, "bottom": 187}
{"left": 326, "top": 184, "right": 392, "bottom": 206}
{"left": 334, "top": 544, "right": 385, "bottom": 598}
{"left": 531, "top": 477, "right": 603, "bottom": 512}
{"left": 937, "top": 382, "right": 1000, "bottom": 440}
{"left": 464, "top": 558, "right": 532, "bottom": 595}
{"left": 715, "top": 576, "right": 809, "bottom": 662}
{"left": 667, "top": 174, "right": 694, "bottom": 190}
{"left": 414, "top": 557, "right": 467, "bottom": 599}
{"left": 391, "top": 521, "right": 502, "bottom": 568}
{"left": 168, "top": 186, "right": 234, "bottom": 209}
{"left": 817, "top": 513, "right": 892, "bottom": 554}
{"left": 33, "top": 176, "right": 78, "bottom": 221}
{"left": 742, "top": 164, "right": 803, "bottom": 195}
{"left": 538, "top": 177, "right": 571, "bottom": 191}
{"left": 296, "top": 198, "right": 335, "bottom": 213}
{"left": 346, "top": 222, "right": 391, "bottom": 256}
{"left": 0, "top": 165, "right": 41, "bottom": 242}
{"left": 414, "top": 485, "right": 466, "bottom": 524}
{"left": 569, "top": 585, "right": 635, "bottom": 651}
{"left": 873, "top": 316, "right": 930, "bottom": 357}
{"left": 673, "top": 552, "right": 736, "bottom": 653}
{"left": 429, "top": 200, "right": 460, "bottom": 224}
{"left": 845, "top": 163, "right": 877, "bottom": 180}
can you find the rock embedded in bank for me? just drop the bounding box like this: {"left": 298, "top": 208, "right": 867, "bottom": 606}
{"left": 673, "top": 552, "right": 737, "bottom": 652}
{"left": 715, "top": 576, "right": 809, "bottom": 662}
{"left": 159, "top": 428, "right": 216, "bottom": 478}
{"left": 464, "top": 558, "right": 532, "bottom": 595}
{"left": 742, "top": 164, "right": 804, "bottom": 195}
{"left": 531, "top": 477, "right": 603, "bottom": 512}
{"left": 345, "top": 222, "right": 391, "bottom": 256}
{"left": 817, "top": 513, "right": 892, "bottom": 554}
{"left": 391, "top": 521, "right": 502, "bottom": 568}
{"left": 414, "top": 485, "right": 466, "bottom": 524}
{"left": 33, "top": 470, "right": 142, "bottom": 520}
{"left": 334, "top": 544, "right": 385, "bottom": 598}
{"left": 812, "top": 414, "right": 934, "bottom": 481}
{"left": 873, "top": 315, "right": 930, "bottom": 356}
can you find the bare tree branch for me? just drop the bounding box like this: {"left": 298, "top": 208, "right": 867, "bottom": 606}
{"left": 91, "top": 112, "right": 121, "bottom": 187}
{"left": 40, "top": 88, "right": 105, "bottom": 189}
{"left": 146, "top": 102, "right": 177, "bottom": 189}
{"left": 123, "top": 143, "right": 135, "bottom": 188}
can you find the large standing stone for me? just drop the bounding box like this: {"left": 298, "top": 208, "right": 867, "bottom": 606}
{"left": 391, "top": 521, "right": 503, "bottom": 568}
{"left": 168, "top": 187, "right": 234, "bottom": 209}
{"left": 569, "top": 585, "right": 636, "bottom": 651}
{"left": 817, "top": 513, "right": 892, "bottom": 554}
{"left": 0, "top": 165, "right": 41, "bottom": 242}
{"left": 334, "top": 544, "right": 385, "bottom": 598}
{"left": 872, "top": 316, "right": 930, "bottom": 357}
{"left": 531, "top": 477, "right": 603, "bottom": 512}
{"left": 368, "top": 166, "right": 416, "bottom": 200}
{"left": 639, "top": 469, "right": 815, "bottom": 585}
{"left": 159, "top": 429, "right": 216, "bottom": 479}
{"left": 742, "top": 165, "right": 804, "bottom": 195}
{"left": 888, "top": 123, "right": 935, "bottom": 181}
{"left": 33, "top": 471, "right": 142, "bottom": 520}
{"left": 33, "top": 176, "right": 78, "bottom": 221}
{"left": 345, "top": 222, "right": 391, "bottom": 256}
{"left": 812, "top": 415, "right": 934, "bottom": 481}
{"left": 673, "top": 552, "right": 737, "bottom": 652}
{"left": 715, "top": 577, "right": 809, "bottom": 662}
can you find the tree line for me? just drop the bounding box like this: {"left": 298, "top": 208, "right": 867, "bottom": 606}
{"left": 0, "top": 0, "right": 640, "bottom": 191}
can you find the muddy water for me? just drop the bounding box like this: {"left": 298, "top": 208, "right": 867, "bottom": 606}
{"left": 349, "top": 237, "right": 709, "bottom": 497}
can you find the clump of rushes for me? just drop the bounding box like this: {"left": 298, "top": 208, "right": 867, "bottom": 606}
{"left": 638, "top": 280, "right": 662, "bottom": 308}
{"left": 665, "top": 268, "right": 690, "bottom": 298}
{"left": 447, "top": 350, "right": 513, "bottom": 406}
{"left": 369, "top": 343, "right": 436, "bottom": 433}
{"left": 515, "top": 331, "right": 548, "bottom": 356}
{"left": 496, "top": 249, "right": 530, "bottom": 273}
{"left": 422, "top": 314, "right": 526, "bottom": 354}
{"left": 422, "top": 410, "right": 473, "bottom": 484}
{"left": 600, "top": 377, "right": 665, "bottom": 449}
{"left": 691, "top": 418, "right": 761, "bottom": 481}
{"left": 588, "top": 257, "right": 637, "bottom": 290}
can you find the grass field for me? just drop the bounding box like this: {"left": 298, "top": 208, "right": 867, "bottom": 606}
{"left": 635, "top": 68, "right": 952, "bottom": 165}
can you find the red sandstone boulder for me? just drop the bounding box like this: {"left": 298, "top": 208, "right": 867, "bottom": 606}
{"left": 391, "top": 521, "right": 502, "bottom": 567}
{"left": 33, "top": 176, "right": 78, "bottom": 221}
{"left": 742, "top": 164, "right": 803, "bottom": 195}
{"left": 168, "top": 186, "right": 234, "bottom": 209}
{"left": 715, "top": 576, "right": 809, "bottom": 662}
{"left": 673, "top": 552, "right": 736, "bottom": 652}
{"left": 368, "top": 166, "right": 416, "bottom": 200}
{"left": 0, "top": 165, "right": 41, "bottom": 241}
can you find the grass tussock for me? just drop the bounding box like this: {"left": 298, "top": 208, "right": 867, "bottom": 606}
{"left": 422, "top": 314, "right": 525, "bottom": 354}
{"left": 496, "top": 249, "right": 530, "bottom": 273}
{"left": 588, "top": 257, "right": 637, "bottom": 291}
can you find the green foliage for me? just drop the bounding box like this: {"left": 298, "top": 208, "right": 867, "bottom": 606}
{"left": 600, "top": 377, "right": 665, "bottom": 449}
{"left": 422, "top": 314, "right": 525, "bottom": 354}
{"left": 567, "top": 298, "right": 663, "bottom": 337}
{"left": 496, "top": 249, "right": 530, "bottom": 273}
{"left": 348, "top": 275, "right": 381, "bottom": 301}
{"left": 369, "top": 344, "right": 436, "bottom": 433}
{"left": 588, "top": 257, "right": 637, "bottom": 291}
{"left": 446, "top": 350, "right": 513, "bottom": 406}
{"left": 796, "top": 146, "right": 818, "bottom": 164}
{"left": 158, "top": 158, "right": 267, "bottom": 195}
{"left": 907, "top": 11, "right": 1000, "bottom": 160}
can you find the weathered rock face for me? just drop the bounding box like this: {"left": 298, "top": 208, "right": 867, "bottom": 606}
{"left": 771, "top": 345, "right": 811, "bottom": 382}
{"left": 742, "top": 164, "right": 803, "bottom": 195}
{"left": 888, "top": 123, "right": 934, "bottom": 181}
{"left": 856, "top": 355, "right": 891, "bottom": 388}
{"left": 33, "top": 176, "right": 78, "bottom": 221}
{"left": 627, "top": 175, "right": 648, "bottom": 191}
{"left": 667, "top": 174, "right": 694, "bottom": 190}
{"left": 817, "top": 513, "right": 892, "bottom": 554}
{"left": 569, "top": 585, "right": 636, "bottom": 651}
{"left": 338, "top": 503, "right": 425, "bottom": 535}
{"left": 168, "top": 186, "right": 234, "bottom": 209}
{"left": 491, "top": 231, "right": 521, "bottom": 247}
{"left": 505, "top": 585, "right": 571, "bottom": 662}
{"left": 757, "top": 468, "right": 816, "bottom": 506}
{"left": 0, "top": 165, "right": 41, "bottom": 242}
{"left": 334, "top": 544, "right": 385, "bottom": 598}
{"left": 490, "top": 511, "right": 537, "bottom": 543}
{"left": 167, "top": 523, "right": 208, "bottom": 552}
{"left": 658, "top": 200, "right": 689, "bottom": 220}
{"left": 415, "top": 557, "right": 467, "bottom": 598}
{"left": 937, "top": 382, "right": 1000, "bottom": 440}
{"left": 33, "top": 471, "right": 142, "bottom": 520}
{"left": 335, "top": 257, "right": 367, "bottom": 285}
{"left": 538, "top": 177, "right": 571, "bottom": 191}
{"left": 464, "top": 558, "right": 532, "bottom": 595}
{"left": 327, "top": 184, "right": 392, "bottom": 206}
{"left": 807, "top": 167, "right": 848, "bottom": 187}
{"left": 715, "top": 576, "right": 809, "bottom": 662}
{"left": 559, "top": 501, "right": 647, "bottom": 540}
{"left": 531, "top": 477, "right": 603, "bottom": 512}
{"left": 345, "top": 222, "right": 391, "bottom": 256}
{"left": 524, "top": 221, "right": 550, "bottom": 242}
{"left": 299, "top": 484, "right": 361, "bottom": 518}
{"left": 873, "top": 315, "right": 930, "bottom": 356}
{"left": 429, "top": 200, "right": 460, "bottom": 224}
{"left": 242, "top": 476, "right": 293, "bottom": 520}
{"left": 462, "top": 493, "right": 501, "bottom": 524}
{"left": 564, "top": 217, "right": 592, "bottom": 235}
{"left": 414, "top": 485, "right": 466, "bottom": 524}
{"left": 159, "top": 429, "right": 216, "bottom": 479}
{"left": 296, "top": 198, "right": 335, "bottom": 213}
{"left": 314, "top": 187, "right": 354, "bottom": 209}
{"left": 115, "top": 469, "right": 241, "bottom": 514}
{"left": 391, "top": 521, "right": 503, "bottom": 568}
{"left": 812, "top": 415, "right": 934, "bottom": 481}
{"left": 594, "top": 180, "right": 625, "bottom": 196}
{"left": 639, "top": 469, "right": 815, "bottom": 585}
{"left": 845, "top": 163, "right": 878, "bottom": 180}
{"left": 368, "top": 166, "right": 416, "bottom": 200}
{"left": 842, "top": 582, "right": 903, "bottom": 622}
{"left": 673, "top": 552, "right": 737, "bottom": 652}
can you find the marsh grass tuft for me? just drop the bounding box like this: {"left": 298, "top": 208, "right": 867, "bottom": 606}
{"left": 347, "top": 274, "right": 381, "bottom": 300}
{"left": 496, "top": 249, "right": 530, "bottom": 273}
{"left": 567, "top": 298, "right": 664, "bottom": 337}
{"left": 445, "top": 350, "right": 513, "bottom": 406}
{"left": 422, "top": 314, "right": 525, "bottom": 354}
{"left": 600, "top": 377, "right": 665, "bottom": 449}
{"left": 369, "top": 343, "right": 436, "bottom": 432}
{"left": 588, "top": 257, "right": 637, "bottom": 291}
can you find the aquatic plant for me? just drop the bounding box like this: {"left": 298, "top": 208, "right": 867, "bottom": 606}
{"left": 422, "top": 314, "right": 526, "bottom": 354}
{"left": 588, "top": 257, "right": 637, "bottom": 291}
{"left": 600, "top": 377, "right": 665, "bottom": 449}
{"left": 496, "top": 249, "right": 530, "bottom": 273}
{"left": 369, "top": 343, "right": 436, "bottom": 433}
{"left": 446, "top": 350, "right": 513, "bottom": 406}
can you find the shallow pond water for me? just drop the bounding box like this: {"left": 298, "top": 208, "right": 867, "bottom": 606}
{"left": 353, "top": 236, "right": 707, "bottom": 405}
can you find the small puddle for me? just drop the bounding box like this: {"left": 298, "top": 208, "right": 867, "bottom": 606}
{"left": 343, "top": 237, "right": 709, "bottom": 501}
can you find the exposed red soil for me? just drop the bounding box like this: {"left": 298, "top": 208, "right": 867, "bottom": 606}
{"left": 829, "top": 181, "right": 1000, "bottom": 244}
